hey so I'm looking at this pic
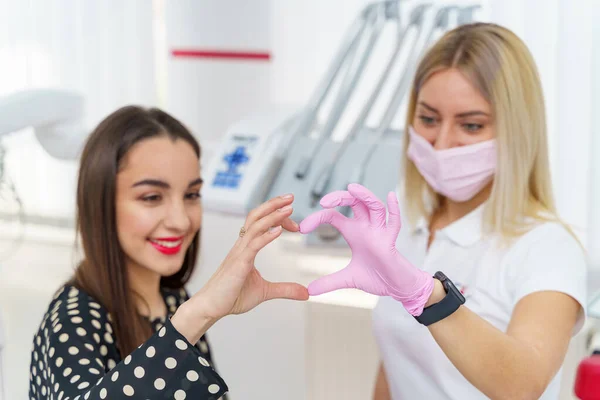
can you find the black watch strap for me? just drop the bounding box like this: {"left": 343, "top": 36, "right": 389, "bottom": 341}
{"left": 414, "top": 271, "right": 465, "bottom": 326}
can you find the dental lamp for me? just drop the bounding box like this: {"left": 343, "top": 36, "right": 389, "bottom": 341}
{"left": 0, "top": 89, "right": 86, "bottom": 160}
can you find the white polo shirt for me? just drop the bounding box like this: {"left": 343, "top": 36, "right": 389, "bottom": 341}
{"left": 372, "top": 203, "right": 587, "bottom": 400}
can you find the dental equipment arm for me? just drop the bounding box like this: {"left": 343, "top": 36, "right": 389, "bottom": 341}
{"left": 348, "top": 5, "right": 457, "bottom": 185}
{"left": 310, "top": 4, "right": 430, "bottom": 204}
{"left": 0, "top": 89, "right": 86, "bottom": 160}
{"left": 294, "top": 2, "right": 392, "bottom": 179}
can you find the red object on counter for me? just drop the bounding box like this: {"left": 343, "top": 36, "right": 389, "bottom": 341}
{"left": 575, "top": 356, "right": 600, "bottom": 399}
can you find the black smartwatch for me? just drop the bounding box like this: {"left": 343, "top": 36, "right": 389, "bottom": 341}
{"left": 414, "top": 271, "right": 465, "bottom": 326}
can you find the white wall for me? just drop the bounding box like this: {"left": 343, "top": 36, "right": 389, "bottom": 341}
{"left": 0, "top": 0, "right": 157, "bottom": 219}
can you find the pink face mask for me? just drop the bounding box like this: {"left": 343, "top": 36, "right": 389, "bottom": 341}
{"left": 406, "top": 126, "right": 497, "bottom": 202}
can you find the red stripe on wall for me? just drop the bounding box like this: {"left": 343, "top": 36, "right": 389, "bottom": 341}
{"left": 171, "top": 49, "right": 271, "bottom": 61}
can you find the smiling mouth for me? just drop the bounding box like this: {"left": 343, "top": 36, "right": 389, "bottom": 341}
{"left": 148, "top": 237, "right": 184, "bottom": 255}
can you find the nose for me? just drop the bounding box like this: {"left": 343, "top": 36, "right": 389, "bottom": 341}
{"left": 164, "top": 199, "right": 191, "bottom": 233}
{"left": 432, "top": 123, "right": 454, "bottom": 150}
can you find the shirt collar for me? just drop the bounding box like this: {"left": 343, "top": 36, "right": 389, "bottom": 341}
{"left": 413, "top": 203, "right": 485, "bottom": 248}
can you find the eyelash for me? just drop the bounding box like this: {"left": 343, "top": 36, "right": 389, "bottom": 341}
{"left": 418, "top": 115, "right": 484, "bottom": 133}
{"left": 141, "top": 192, "right": 202, "bottom": 203}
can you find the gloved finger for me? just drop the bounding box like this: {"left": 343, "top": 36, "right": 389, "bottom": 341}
{"left": 299, "top": 209, "right": 349, "bottom": 235}
{"left": 320, "top": 190, "right": 369, "bottom": 221}
{"left": 307, "top": 267, "right": 355, "bottom": 296}
{"left": 263, "top": 281, "right": 310, "bottom": 302}
{"left": 386, "top": 191, "right": 402, "bottom": 236}
{"left": 347, "top": 183, "right": 387, "bottom": 227}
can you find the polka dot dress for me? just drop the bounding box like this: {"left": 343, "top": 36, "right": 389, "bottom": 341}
{"left": 29, "top": 285, "right": 228, "bottom": 399}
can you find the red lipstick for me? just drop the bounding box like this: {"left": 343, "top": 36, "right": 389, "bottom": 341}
{"left": 149, "top": 236, "right": 184, "bottom": 255}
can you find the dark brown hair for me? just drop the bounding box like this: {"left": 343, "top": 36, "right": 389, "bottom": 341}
{"left": 70, "top": 106, "right": 200, "bottom": 356}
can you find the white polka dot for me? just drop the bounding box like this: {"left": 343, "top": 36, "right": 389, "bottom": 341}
{"left": 108, "top": 359, "right": 116, "bottom": 370}
{"left": 89, "top": 368, "right": 100, "bottom": 375}
{"left": 33, "top": 351, "right": 39, "bottom": 361}
{"left": 32, "top": 366, "right": 37, "bottom": 376}
{"left": 99, "top": 388, "right": 107, "bottom": 399}
{"left": 199, "top": 341, "right": 209, "bottom": 353}
{"left": 49, "top": 347, "right": 55, "bottom": 358}
{"left": 165, "top": 357, "right": 177, "bottom": 369}
{"left": 41, "top": 386, "right": 46, "bottom": 395}
{"left": 85, "top": 343, "right": 94, "bottom": 352}
{"left": 166, "top": 296, "right": 176, "bottom": 305}
{"left": 174, "top": 389, "right": 187, "bottom": 400}
{"left": 58, "top": 391, "right": 64, "bottom": 400}
{"left": 175, "top": 339, "right": 188, "bottom": 350}
{"left": 104, "top": 332, "right": 113, "bottom": 344}
{"left": 159, "top": 326, "right": 166, "bottom": 337}
{"left": 145, "top": 346, "right": 156, "bottom": 358}
{"left": 123, "top": 385, "right": 134, "bottom": 396}
{"left": 105, "top": 323, "right": 113, "bottom": 333}
{"left": 67, "top": 302, "right": 78, "bottom": 310}
{"left": 59, "top": 333, "right": 69, "bottom": 343}
{"left": 56, "top": 357, "right": 63, "bottom": 367}
{"left": 89, "top": 302, "right": 101, "bottom": 309}
{"left": 63, "top": 367, "right": 72, "bottom": 377}
{"left": 71, "top": 316, "right": 83, "bottom": 324}
{"left": 85, "top": 391, "right": 90, "bottom": 400}
{"left": 93, "top": 333, "right": 101, "bottom": 343}
{"left": 70, "top": 374, "right": 80, "bottom": 384}
{"left": 90, "top": 310, "right": 101, "bottom": 318}
{"left": 36, "top": 336, "right": 41, "bottom": 345}
{"left": 124, "top": 355, "right": 132, "bottom": 365}
{"left": 76, "top": 327, "right": 87, "bottom": 336}
{"left": 186, "top": 370, "right": 199, "bottom": 382}
{"left": 100, "top": 345, "right": 108, "bottom": 356}
{"left": 36, "top": 376, "right": 41, "bottom": 386}
{"left": 91, "top": 320, "right": 101, "bottom": 330}
{"left": 134, "top": 366, "right": 145, "bottom": 378}
{"left": 198, "top": 356, "right": 210, "bottom": 367}
{"left": 38, "top": 361, "right": 43, "bottom": 370}
{"left": 68, "top": 310, "right": 80, "bottom": 315}
{"left": 78, "top": 358, "right": 90, "bottom": 365}
{"left": 154, "top": 378, "right": 165, "bottom": 390}
{"left": 68, "top": 288, "right": 79, "bottom": 297}
{"left": 54, "top": 382, "right": 59, "bottom": 391}
{"left": 95, "top": 358, "right": 104, "bottom": 367}
{"left": 111, "top": 371, "right": 119, "bottom": 382}
{"left": 208, "top": 384, "right": 220, "bottom": 394}
{"left": 68, "top": 346, "right": 79, "bottom": 355}
{"left": 77, "top": 381, "right": 89, "bottom": 390}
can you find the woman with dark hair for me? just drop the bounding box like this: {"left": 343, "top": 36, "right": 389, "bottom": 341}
{"left": 28, "top": 106, "right": 308, "bottom": 399}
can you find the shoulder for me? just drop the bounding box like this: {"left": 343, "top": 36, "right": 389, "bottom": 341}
{"left": 501, "top": 222, "right": 588, "bottom": 319}
{"left": 505, "top": 221, "right": 584, "bottom": 263}
{"left": 35, "top": 284, "right": 114, "bottom": 346}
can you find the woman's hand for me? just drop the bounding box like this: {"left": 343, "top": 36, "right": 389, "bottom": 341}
{"left": 172, "top": 194, "right": 309, "bottom": 343}
{"left": 299, "top": 183, "right": 434, "bottom": 316}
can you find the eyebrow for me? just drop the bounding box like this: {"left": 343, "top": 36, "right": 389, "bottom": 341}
{"left": 132, "top": 177, "right": 204, "bottom": 189}
{"left": 418, "top": 101, "right": 490, "bottom": 118}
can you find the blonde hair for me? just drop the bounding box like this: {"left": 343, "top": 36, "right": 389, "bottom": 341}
{"left": 403, "top": 22, "right": 564, "bottom": 239}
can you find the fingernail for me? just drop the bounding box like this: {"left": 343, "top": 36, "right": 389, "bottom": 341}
{"left": 280, "top": 193, "right": 293, "bottom": 199}
{"left": 269, "top": 226, "right": 283, "bottom": 234}
{"left": 279, "top": 205, "right": 292, "bottom": 212}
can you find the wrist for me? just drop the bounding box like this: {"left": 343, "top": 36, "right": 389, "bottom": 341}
{"left": 424, "top": 278, "right": 445, "bottom": 308}
{"left": 171, "top": 301, "right": 218, "bottom": 345}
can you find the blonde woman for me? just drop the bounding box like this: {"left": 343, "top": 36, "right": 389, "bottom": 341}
{"left": 299, "top": 23, "right": 587, "bottom": 399}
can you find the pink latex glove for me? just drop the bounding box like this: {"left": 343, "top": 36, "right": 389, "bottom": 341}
{"left": 299, "top": 183, "right": 435, "bottom": 316}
